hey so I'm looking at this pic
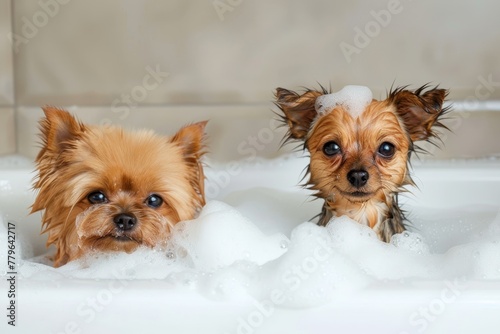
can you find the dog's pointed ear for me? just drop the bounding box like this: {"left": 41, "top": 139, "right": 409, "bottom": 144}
{"left": 39, "top": 106, "right": 86, "bottom": 156}
{"left": 275, "top": 88, "right": 323, "bottom": 140}
{"left": 171, "top": 121, "right": 208, "bottom": 207}
{"left": 388, "top": 86, "right": 449, "bottom": 142}
{"left": 171, "top": 121, "right": 207, "bottom": 159}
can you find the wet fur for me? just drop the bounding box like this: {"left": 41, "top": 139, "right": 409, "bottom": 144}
{"left": 275, "top": 85, "right": 449, "bottom": 242}
{"left": 32, "top": 107, "right": 207, "bottom": 266}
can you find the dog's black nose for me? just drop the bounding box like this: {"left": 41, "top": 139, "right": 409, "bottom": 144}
{"left": 347, "top": 170, "right": 369, "bottom": 188}
{"left": 113, "top": 213, "right": 136, "bottom": 231}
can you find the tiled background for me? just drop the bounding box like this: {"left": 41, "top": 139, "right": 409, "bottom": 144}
{"left": 1, "top": 0, "right": 500, "bottom": 161}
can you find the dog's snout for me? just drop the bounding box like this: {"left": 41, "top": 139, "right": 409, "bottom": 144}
{"left": 113, "top": 213, "right": 137, "bottom": 231}
{"left": 347, "top": 170, "right": 369, "bottom": 188}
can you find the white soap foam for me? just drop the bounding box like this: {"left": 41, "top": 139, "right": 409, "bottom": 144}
{"left": 257, "top": 220, "right": 374, "bottom": 307}
{"left": 12, "top": 201, "right": 288, "bottom": 279}
{"left": 2, "top": 184, "right": 500, "bottom": 308}
{"left": 0, "top": 216, "right": 33, "bottom": 275}
{"left": 315, "top": 85, "right": 373, "bottom": 118}
{"left": 0, "top": 217, "right": 7, "bottom": 272}
{"left": 170, "top": 201, "right": 289, "bottom": 272}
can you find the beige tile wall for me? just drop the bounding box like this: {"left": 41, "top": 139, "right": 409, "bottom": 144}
{"left": 5, "top": 0, "right": 500, "bottom": 161}
{"left": 17, "top": 104, "right": 288, "bottom": 161}
{"left": 17, "top": 105, "right": 500, "bottom": 162}
{"left": 0, "top": 0, "right": 14, "bottom": 155}
{"left": 0, "top": 0, "right": 13, "bottom": 105}
{"left": 0, "top": 108, "right": 15, "bottom": 155}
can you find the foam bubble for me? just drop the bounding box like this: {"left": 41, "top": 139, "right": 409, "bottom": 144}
{"left": 171, "top": 201, "right": 289, "bottom": 272}
{"left": 0, "top": 216, "right": 33, "bottom": 272}
{"left": 390, "top": 231, "right": 430, "bottom": 255}
{"left": 315, "top": 85, "right": 373, "bottom": 118}
{"left": 258, "top": 221, "right": 373, "bottom": 307}
{"left": 2, "top": 183, "right": 500, "bottom": 308}
{"left": 15, "top": 201, "right": 288, "bottom": 279}
{"left": 472, "top": 241, "right": 500, "bottom": 279}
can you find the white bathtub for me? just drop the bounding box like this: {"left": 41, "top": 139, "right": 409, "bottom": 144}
{"left": 1, "top": 155, "right": 500, "bottom": 334}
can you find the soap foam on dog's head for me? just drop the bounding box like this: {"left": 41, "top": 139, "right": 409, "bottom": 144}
{"left": 315, "top": 85, "right": 373, "bottom": 118}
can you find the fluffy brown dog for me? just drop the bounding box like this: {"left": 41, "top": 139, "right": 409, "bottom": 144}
{"left": 32, "top": 107, "right": 207, "bottom": 267}
{"left": 276, "top": 85, "right": 448, "bottom": 242}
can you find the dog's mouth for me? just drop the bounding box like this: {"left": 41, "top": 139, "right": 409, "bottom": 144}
{"left": 113, "top": 235, "right": 137, "bottom": 242}
{"left": 339, "top": 189, "right": 374, "bottom": 202}
{"left": 97, "top": 234, "right": 141, "bottom": 244}
{"left": 349, "top": 191, "right": 371, "bottom": 197}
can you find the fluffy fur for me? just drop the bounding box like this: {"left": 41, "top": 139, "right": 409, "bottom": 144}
{"left": 275, "top": 85, "right": 449, "bottom": 242}
{"left": 32, "top": 107, "right": 207, "bottom": 267}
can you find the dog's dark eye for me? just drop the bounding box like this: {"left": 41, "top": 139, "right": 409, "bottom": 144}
{"left": 145, "top": 194, "right": 163, "bottom": 208}
{"left": 378, "top": 142, "right": 395, "bottom": 158}
{"left": 323, "top": 141, "right": 341, "bottom": 156}
{"left": 87, "top": 191, "right": 108, "bottom": 204}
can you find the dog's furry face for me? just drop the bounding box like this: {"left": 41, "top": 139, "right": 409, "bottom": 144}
{"left": 276, "top": 85, "right": 448, "bottom": 241}
{"left": 32, "top": 107, "right": 207, "bottom": 267}
{"left": 307, "top": 100, "right": 411, "bottom": 226}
